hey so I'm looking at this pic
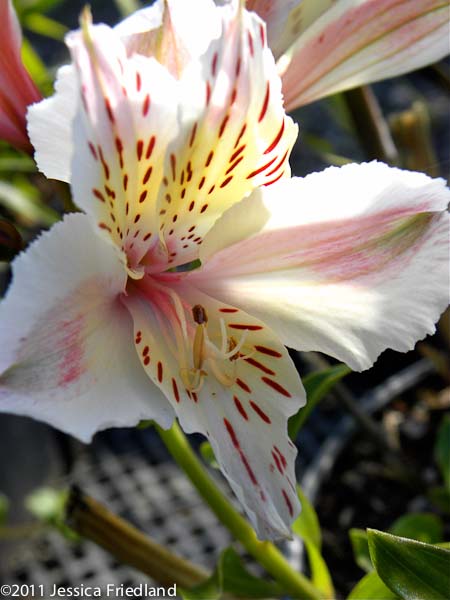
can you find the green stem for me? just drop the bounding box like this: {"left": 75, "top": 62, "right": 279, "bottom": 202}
{"left": 157, "top": 422, "right": 322, "bottom": 600}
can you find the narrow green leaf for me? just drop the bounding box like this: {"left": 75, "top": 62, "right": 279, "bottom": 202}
{"left": 23, "top": 13, "right": 68, "bottom": 41}
{"left": 0, "top": 180, "right": 59, "bottom": 227}
{"left": 289, "top": 364, "right": 351, "bottom": 438}
{"left": 0, "top": 494, "right": 9, "bottom": 526}
{"left": 348, "top": 571, "right": 398, "bottom": 599}
{"left": 368, "top": 529, "right": 450, "bottom": 600}
{"left": 349, "top": 529, "right": 373, "bottom": 572}
{"left": 181, "top": 547, "right": 282, "bottom": 599}
{"left": 21, "top": 38, "right": 53, "bottom": 96}
{"left": 390, "top": 513, "right": 443, "bottom": 544}
{"left": 304, "top": 539, "right": 335, "bottom": 599}
{"left": 293, "top": 485, "right": 321, "bottom": 549}
{"left": 435, "top": 415, "right": 450, "bottom": 492}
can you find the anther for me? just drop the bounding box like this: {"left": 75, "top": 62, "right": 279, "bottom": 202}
{"left": 192, "top": 304, "right": 208, "bottom": 325}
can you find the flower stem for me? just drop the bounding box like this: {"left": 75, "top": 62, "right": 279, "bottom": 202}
{"left": 157, "top": 421, "right": 322, "bottom": 600}
{"left": 66, "top": 486, "right": 209, "bottom": 588}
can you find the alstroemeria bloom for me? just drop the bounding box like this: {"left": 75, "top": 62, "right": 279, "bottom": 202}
{"left": 247, "top": 0, "right": 450, "bottom": 110}
{"left": 0, "top": 0, "right": 41, "bottom": 151}
{"left": 1, "top": 1, "right": 449, "bottom": 540}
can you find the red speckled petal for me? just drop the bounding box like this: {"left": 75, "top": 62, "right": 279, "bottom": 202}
{"left": 124, "top": 277, "right": 304, "bottom": 539}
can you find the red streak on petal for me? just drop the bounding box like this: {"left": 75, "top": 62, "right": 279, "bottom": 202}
{"left": 246, "top": 155, "right": 277, "bottom": 179}
{"left": 143, "top": 355, "right": 150, "bottom": 366}
{"left": 142, "top": 93, "right": 150, "bottom": 116}
{"left": 226, "top": 156, "right": 244, "bottom": 175}
{"left": 220, "top": 176, "right": 233, "bottom": 188}
{"left": 250, "top": 401, "right": 271, "bottom": 423}
{"left": 234, "top": 396, "right": 248, "bottom": 420}
{"left": 205, "top": 151, "right": 214, "bottom": 167}
{"left": 211, "top": 51, "right": 218, "bottom": 77}
{"left": 282, "top": 489, "right": 294, "bottom": 517}
{"left": 146, "top": 136, "right": 156, "bottom": 159}
{"left": 258, "top": 82, "right": 270, "bottom": 122}
{"left": 157, "top": 361, "right": 163, "bottom": 383}
{"left": 206, "top": 81, "right": 211, "bottom": 105}
{"left": 88, "top": 142, "right": 98, "bottom": 160}
{"left": 229, "top": 324, "right": 262, "bottom": 331}
{"left": 236, "top": 378, "right": 251, "bottom": 394}
{"left": 92, "top": 188, "right": 105, "bottom": 203}
{"left": 274, "top": 446, "right": 287, "bottom": 469}
{"left": 223, "top": 418, "right": 258, "bottom": 486}
{"left": 244, "top": 357, "right": 275, "bottom": 376}
{"left": 104, "top": 97, "right": 115, "bottom": 123}
{"left": 170, "top": 154, "right": 177, "bottom": 181}
{"left": 139, "top": 190, "right": 147, "bottom": 203}
{"left": 264, "top": 170, "right": 285, "bottom": 187}
{"left": 247, "top": 31, "right": 254, "bottom": 56}
{"left": 137, "top": 140, "right": 144, "bottom": 161}
{"left": 189, "top": 123, "right": 198, "bottom": 148}
{"left": 254, "top": 345, "right": 282, "bottom": 358}
{"left": 272, "top": 450, "right": 283, "bottom": 474}
{"left": 198, "top": 176, "right": 205, "bottom": 190}
{"left": 234, "top": 124, "right": 246, "bottom": 149}
{"left": 219, "top": 308, "right": 238, "bottom": 313}
{"left": 172, "top": 378, "right": 180, "bottom": 403}
{"left": 259, "top": 23, "right": 265, "bottom": 46}
{"left": 264, "top": 120, "right": 285, "bottom": 155}
{"left": 136, "top": 72, "right": 142, "bottom": 91}
{"left": 261, "top": 377, "right": 291, "bottom": 397}
{"left": 219, "top": 115, "right": 229, "bottom": 138}
{"left": 123, "top": 174, "right": 128, "bottom": 191}
{"left": 143, "top": 166, "right": 153, "bottom": 184}
{"left": 229, "top": 144, "right": 245, "bottom": 164}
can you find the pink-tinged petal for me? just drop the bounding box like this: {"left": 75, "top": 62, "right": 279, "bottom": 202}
{"left": 189, "top": 162, "right": 450, "bottom": 371}
{"left": 123, "top": 277, "right": 303, "bottom": 539}
{"left": 281, "top": 0, "right": 450, "bottom": 110}
{"left": 149, "top": 1, "right": 297, "bottom": 269}
{"left": 0, "top": 0, "right": 41, "bottom": 151}
{"left": 246, "top": 0, "right": 335, "bottom": 60}
{"left": 0, "top": 214, "right": 174, "bottom": 442}
{"left": 27, "top": 65, "right": 77, "bottom": 183}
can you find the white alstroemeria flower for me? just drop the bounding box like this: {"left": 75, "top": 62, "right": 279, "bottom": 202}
{"left": 1, "top": 0, "right": 449, "bottom": 540}
{"left": 247, "top": 0, "right": 450, "bottom": 110}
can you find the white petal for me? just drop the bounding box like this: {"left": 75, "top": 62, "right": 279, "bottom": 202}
{"left": 27, "top": 65, "right": 77, "bottom": 182}
{"left": 281, "top": 0, "right": 450, "bottom": 110}
{"left": 190, "top": 162, "right": 450, "bottom": 370}
{"left": 0, "top": 214, "right": 174, "bottom": 442}
{"left": 123, "top": 277, "right": 303, "bottom": 539}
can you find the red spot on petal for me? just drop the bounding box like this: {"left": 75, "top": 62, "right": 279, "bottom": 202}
{"left": 219, "top": 308, "right": 238, "bottom": 313}
{"left": 272, "top": 450, "right": 283, "bottom": 474}
{"left": 136, "top": 72, "right": 142, "bottom": 91}
{"left": 139, "top": 190, "right": 148, "bottom": 203}
{"left": 104, "top": 97, "right": 115, "bottom": 123}
{"left": 189, "top": 123, "right": 198, "bottom": 148}
{"left": 143, "top": 166, "right": 153, "bottom": 184}
{"left": 246, "top": 155, "right": 277, "bottom": 179}
{"left": 143, "top": 355, "right": 150, "bottom": 366}
{"left": 92, "top": 188, "right": 105, "bottom": 202}
{"left": 211, "top": 52, "right": 218, "bottom": 77}
{"left": 157, "top": 361, "right": 163, "bottom": 383}
{"left": 146, "top": 136, "right": 156, "bottom": 159}
{"left": 220, "top": 176, "right": 233, "bottom": 188}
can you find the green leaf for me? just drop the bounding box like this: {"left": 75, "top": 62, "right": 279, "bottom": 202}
{"left": 348, "top": 571, "right": 398, "bottom": 599}
{"left": 368, "top": 529, "right": 450, "bottom": 600}
{"left": 288, "top": 364, "right": 351, "bottom": 439}
{"left": 21, "top": 38, "right": 53, "bottom": 96}
{"left": 435, "top": 415, "right": 450, "bottom": 492}
{"left": 200, "top": 441, "right": 219, "bottom": 470}
{"left": 0, "top": 179, "right": 59, "bottom": 227}
{"left": 349, "top": 529, "right": 373, "bottom": 572}
{"left": 428, "top": 486, "right": 450, "bottom": 513}
{"left": 292, "top": 486, "right": 334, "bottom": 598}
{"left": 23, "top": 13, "right": 68, "bottom": 41}
{"left": 0, "top": 494, "right": 9, "bottom": 526}
{"left": 292, "top": 485, "right": 321, "bottom": 549}
{"left": 181, "top": 547, "right": 282, "bottom": 599}
{"left": 25, "top": 487, "right": 78, "bottom": 541}
{"left": 390, "top": 513, "right": 443, "bottom": 544}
